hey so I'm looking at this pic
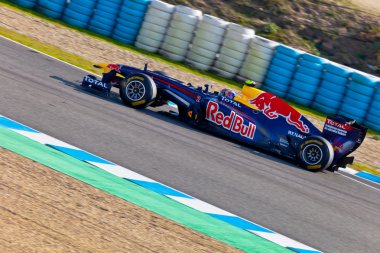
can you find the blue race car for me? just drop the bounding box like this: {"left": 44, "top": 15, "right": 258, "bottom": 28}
{"left": 81, "top": 63, "right": 367, "bottom": 172}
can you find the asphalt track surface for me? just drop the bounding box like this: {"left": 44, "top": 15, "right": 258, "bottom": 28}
{"left": 1, "top": 37, "right": 379, "bottom": 253}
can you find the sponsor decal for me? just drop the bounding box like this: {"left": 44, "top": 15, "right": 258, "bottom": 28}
{"left": 84, "top": 76, "right": 109, "bottom": 89}
{"left": 288, "top": 130, "right": 306, "bottom": 139}
{"left": 324, "top": 119, "right": 352, "bottom": 136}
{"left": 206, "top": 101, "right": 256, "bottom": 140}
{"left": 106, "top": 64, "right": 121, "bottom": 73}
{"left": 131, "top": 100, "right": 146, "bottom": 106}
{"left": 221, "top": 97, "right": 241, "bottom": 108}
{"left": 307, "top": 165, "right": 321, "bottom": 170}
{"left": 127, "top": 76, "right": 145, "bottom": 82}
{"left": 280, "top": 138, "right": 289, "bottom": 147}
{"left": 305, "top": 140, "right": 323, "bottom": 146}
{"left": 250, "top": 92, "right": 309, "bottom": 133}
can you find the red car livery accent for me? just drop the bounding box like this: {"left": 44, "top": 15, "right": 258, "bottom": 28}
{"left": 250, "top": 92, "right": 309, "bottom": 133}
{"left": 107, "top": 64, "right": 121, "bottom": 73}
{"left": 206, "top": 101, "right": 256, "bottom": 140}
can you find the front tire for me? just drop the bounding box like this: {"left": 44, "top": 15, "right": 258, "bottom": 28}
{"left": 298, "top": 136, "right": 334, "bottom": 172}
{"left": 119, "top": 73, "right": 157, "bottom": 109}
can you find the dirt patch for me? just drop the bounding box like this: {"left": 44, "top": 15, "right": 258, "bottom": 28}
{"left": 350, "top": 0, "right": 380, "bottom": 13}
{"left": 0, "top": 147, "right": 242, "bottom": 253}
{"left": 0, "top": 6, "right": 378, "bottom": 171}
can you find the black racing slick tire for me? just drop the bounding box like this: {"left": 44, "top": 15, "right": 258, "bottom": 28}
{"left": 298, "top": 136, "right": 334, "bottom": 172}
{"left": 119, "top": 73, "right": 157, "bottom": 109}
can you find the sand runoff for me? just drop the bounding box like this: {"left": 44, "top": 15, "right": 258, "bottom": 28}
{"left": 0, "top": 148, "right": 243, "bottom": 253}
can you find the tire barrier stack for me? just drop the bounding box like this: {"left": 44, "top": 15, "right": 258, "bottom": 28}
{"left": 112, "top": 0, "right": 151, "bottom": 44}
{"left": 12, "top": 0, "right": 37, "bottom": 8}
{"left": 185, "top": 15, "right": 229, "bottom": 71}
{"left": 287, "top": 54, "right": 327, "bottom": 106}
{"left": 87, "top": 0, "right": 123, "bottom": 37}
{"left": 212, "top": 24, "right": 255, "bottom": 78}
{"left": 238, "top": 36, "right": 278, "bottom": 87}
{"left": 62, "top": 0, "right": 97, "bottom": 28}
{"left": 365, "top": 83, "right": 380, "bottom": 131}
{"left": 312, "top": 63, "right": 353, "bottom": 115}
{"left": 159, "top": 5, "right": 202, "bottom": 62}
{"left": 339, "top": 72, "right": 379, "bottom": 123}
{"left": 263, "top": 45, "right": 303, "bottom": 97}
{"left": 35, "top": 0, "right": 66, "bottom": 19}
{"left": 135, "top": 0, "right": 175, "bottom": 53}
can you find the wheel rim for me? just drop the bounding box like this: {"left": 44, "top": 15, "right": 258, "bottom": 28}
{"left": 126, "top": 80, "right": 146, "bottom": 101}
{"left": 302, "top": 144, "right": 323, "bottom": 165}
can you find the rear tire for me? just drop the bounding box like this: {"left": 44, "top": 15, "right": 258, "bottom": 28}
{"left": 119, "top": 73, "right": 157, "bottom": 109}
{"left": 298, "top": 136, "right": 334, "bottom": 172}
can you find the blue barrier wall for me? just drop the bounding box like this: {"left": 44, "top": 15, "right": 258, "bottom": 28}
{"left": 263, "top": 45, "right": 302, "bottom": 97}
{"left": 313, "top": 63, "right": 353, "bottom": 115}
{"left": 13, "top": 0, "right": 37, "bottom": 8}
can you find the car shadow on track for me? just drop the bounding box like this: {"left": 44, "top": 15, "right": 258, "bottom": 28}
{"left": 50, "top": 75, "right": 199, "bottom": 131}
{"left": 51, "top": 75, "right": 310, "bottom": 173}
{"left": 50, "top": 75, "right": 123, "bottom": 103}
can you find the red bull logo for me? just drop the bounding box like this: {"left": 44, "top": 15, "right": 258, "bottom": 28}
{"left": 107, "top": 64, "right": 121, "bottom": 73}
{"left": 249, "top": 92, "right": 309, "bottom": 133}
{"left": 206, "top": 101, "right": 256, "bottom": 140}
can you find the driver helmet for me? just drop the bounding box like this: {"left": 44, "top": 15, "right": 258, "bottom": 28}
{"left": 219, "top": 88, "right": 236, "bottom": 99}
{"left": 245, "top": 79, "right": 256, "bottom": 87}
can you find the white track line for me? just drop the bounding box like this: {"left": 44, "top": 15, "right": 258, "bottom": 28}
{"left": 336, "top": 171, "right": 380, "bottom": 192}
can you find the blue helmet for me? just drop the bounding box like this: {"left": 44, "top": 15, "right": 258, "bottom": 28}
{"left": 219, "top": 88, "right": 236, "bottom": 99}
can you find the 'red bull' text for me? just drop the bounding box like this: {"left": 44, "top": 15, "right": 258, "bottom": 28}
{"left": 206, "top": 101, "right": 256, "bottom": 140}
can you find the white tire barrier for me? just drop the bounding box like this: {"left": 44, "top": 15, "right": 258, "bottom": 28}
{"left": 159, "top": 49, "right": 186, "bottom": 62}
{"left": 150, "top": 0, "right": 175, "bottom": 12}
{"left": 214, "top": 61, "right": 239, "bottom": 75}
{"left": 175, "top": 4, "right": 202, "bottom": 16}
{"left": 212, "top": 23, "right": 253, "bottom": 78}
{"left": 186, "top": 59, "right": 210, "bottom": 71}
{"left": 228, "top": 23, "right": 255, "bottom": 35}
{"left": 190, "top": 45, "right": 217, "bottom": 59}
{"left": 161, "top": 42, "right": 188, "bottom": 54}
{"left": 135, "top": 0, "right": 175, "bottom": 53}
{"left": 185, "top": 14, "right": 229, "bottom": 71}
{"left": 239, "top": 36, "right": 279, "bottom": 87}
{"left": 187, "top": 51, "right": 215, "bottom": 66}
{"left": 159, "top": 5, "right": 201, "bottom": 61}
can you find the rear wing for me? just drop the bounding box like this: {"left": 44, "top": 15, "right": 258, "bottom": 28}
{"left": 322, "top": 115, "right": 367, "bottom": 169}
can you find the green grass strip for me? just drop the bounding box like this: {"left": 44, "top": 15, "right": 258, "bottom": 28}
{"left": 0, "top": 126, "right": 292, "bottom": 253}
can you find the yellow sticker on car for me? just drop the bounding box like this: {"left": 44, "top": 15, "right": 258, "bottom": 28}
{"left": 307, "top": 165, "right": 322, "bottom": 170}
{"left": 305, "top": 140, "right": 323, "bottom": 146}
{"left": 128, "top": 76, "right": 145, "bottom": 82}
{"left": 131, "top": 100, "right": 146, "bottom": 106}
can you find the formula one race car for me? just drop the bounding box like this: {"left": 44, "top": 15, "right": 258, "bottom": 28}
{"left": 81, "top": 63, "right": 367, "bottom": 172}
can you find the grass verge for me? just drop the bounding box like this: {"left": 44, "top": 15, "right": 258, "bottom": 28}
{"left": 1, "top": 0, "right": 379, "bottom": 173}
